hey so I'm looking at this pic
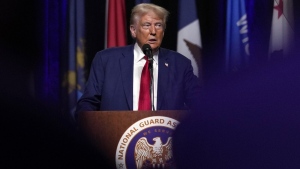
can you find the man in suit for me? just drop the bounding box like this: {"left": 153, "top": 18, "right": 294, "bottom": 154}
{"left": 76, "top": 3, "right": 201, "bottom": 113}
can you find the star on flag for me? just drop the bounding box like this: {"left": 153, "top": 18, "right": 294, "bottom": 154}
{"left": 274, "top": 0, "right": 283, "bottom": 19}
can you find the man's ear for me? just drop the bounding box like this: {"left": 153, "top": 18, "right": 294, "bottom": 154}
{"left": 130, "top": 25, "right": 136, "bottom": 38}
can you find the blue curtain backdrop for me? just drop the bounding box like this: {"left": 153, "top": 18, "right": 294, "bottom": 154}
{"left": 38, "top": 0, "right": 86, "bottom": 120}
{"left": 246, "top": 0, "right": 273, "bottom": 65}
{"left": 135, "top": 0, "right": 150, "bottom": 4}
{"left": 38, "top": 0, "right": 68, "bottom": 109}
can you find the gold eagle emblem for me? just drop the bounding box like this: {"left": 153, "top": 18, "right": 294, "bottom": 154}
{"left": 134, "top": 137, "right": 173, "bottom": 169}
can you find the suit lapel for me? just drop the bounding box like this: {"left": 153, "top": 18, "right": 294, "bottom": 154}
{"left": 120, "top": 45, "right": 134, "bottom": 110}
{"left": 157, "top": 48, "right": 170, "bottom": 110}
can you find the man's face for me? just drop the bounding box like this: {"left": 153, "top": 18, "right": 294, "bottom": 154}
{"left": 130, "top": 11, "right": 165, "bottom": 53}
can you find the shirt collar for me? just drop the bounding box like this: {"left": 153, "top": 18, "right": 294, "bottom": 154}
{"left": 133, "top": 43, "right": 159, "bottom": 63}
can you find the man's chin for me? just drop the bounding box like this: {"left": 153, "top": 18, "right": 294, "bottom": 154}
{"left": 149, "top": 44, "right": 160, "bottom": 52}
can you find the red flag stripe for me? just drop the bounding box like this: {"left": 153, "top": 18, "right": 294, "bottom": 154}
{"left": 106, "top": 0, "right": 127, "bottom": 48}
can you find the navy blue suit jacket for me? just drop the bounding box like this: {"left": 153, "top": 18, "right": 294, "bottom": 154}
{"left": 76, "top": 45, "right": 201, "bottom": 112}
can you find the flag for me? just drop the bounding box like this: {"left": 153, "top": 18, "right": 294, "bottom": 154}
{"left": 177, "top": 0, "right": 202, "bottom": 80}
{"left": 135, "top": 0, "right": 150, "bottom": 4}
{"left": 225, "top": 0, "right": 250, "bottom": 72}
{"left": 105, "top": 0, "right": 127, "bottom": 48}
{"left": 269, "top": 0, "right": 294, "bottom": 59}
{"left": 63, "top": 0, "right": 86, "bottom": 118}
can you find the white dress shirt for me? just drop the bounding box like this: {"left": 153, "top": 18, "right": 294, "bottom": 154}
{"left": 133, "top": 43, "right": 158, "bottom": 111}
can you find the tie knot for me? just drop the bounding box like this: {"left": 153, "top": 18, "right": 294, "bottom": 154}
{"left": 143, "top": 56, "right": 149, "bottom": 64}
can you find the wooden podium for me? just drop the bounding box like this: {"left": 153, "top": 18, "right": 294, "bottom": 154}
{"left": 78, "top": 110, "right": 188, "bottom": 168}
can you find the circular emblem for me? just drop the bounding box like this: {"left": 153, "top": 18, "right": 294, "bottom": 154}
{"left": 115, "top": 116, "right": 179, "bottom": 169}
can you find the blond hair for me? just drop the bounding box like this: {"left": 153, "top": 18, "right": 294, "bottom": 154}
{"left": 130, "top": 3, "right": 169, "bottom": 29}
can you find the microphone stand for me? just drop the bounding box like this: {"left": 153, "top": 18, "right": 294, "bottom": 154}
{"left": 148, "top": 56, "right": 155, "bottom": 111}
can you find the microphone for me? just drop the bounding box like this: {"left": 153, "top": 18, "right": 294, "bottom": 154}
{"left": 142, "top": 44, "right": 153, "bottom": 62}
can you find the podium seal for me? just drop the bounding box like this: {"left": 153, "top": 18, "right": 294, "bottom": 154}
{"left": 115, "top": 116, "right": 179, "bottom": 169}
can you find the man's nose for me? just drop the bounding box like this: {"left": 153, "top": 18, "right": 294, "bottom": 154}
{"left": 149, "top": 25, "right": 156, "bottom": 35}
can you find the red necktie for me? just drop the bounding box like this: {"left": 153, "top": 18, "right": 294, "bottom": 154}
{"left": 138, "top": 56, "right": 151, "bottom": 110}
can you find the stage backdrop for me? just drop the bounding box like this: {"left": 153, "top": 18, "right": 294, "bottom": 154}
{"left": 6, "top": 0, "right": 298, "bottom": 120}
